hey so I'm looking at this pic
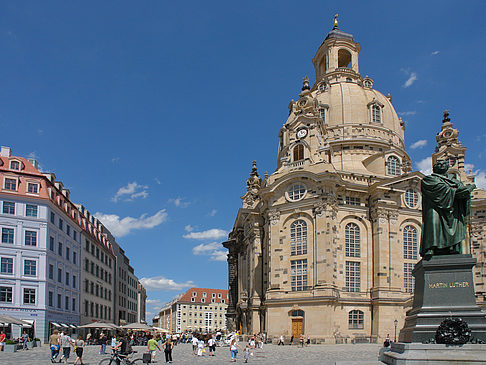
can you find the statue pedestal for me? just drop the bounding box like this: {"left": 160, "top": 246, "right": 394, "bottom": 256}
{"left": 399, "top": 254, "right": 486, "bottom": 343}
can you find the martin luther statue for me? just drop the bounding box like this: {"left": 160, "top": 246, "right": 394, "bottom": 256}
{"left": 420, "top": 159, "right": 476, "bottom": 258}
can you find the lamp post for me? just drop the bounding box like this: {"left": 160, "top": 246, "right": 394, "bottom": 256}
{"left": 394, "top": 319, "right": 398, "bottom": 342}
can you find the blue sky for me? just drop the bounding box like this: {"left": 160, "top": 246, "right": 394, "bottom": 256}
{"left": 1, "top": 1, "right": 485, "bottom": 320}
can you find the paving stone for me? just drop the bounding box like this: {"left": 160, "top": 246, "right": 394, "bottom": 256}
{"left": 0, "top": 343, "right": 382, "bottom": 365}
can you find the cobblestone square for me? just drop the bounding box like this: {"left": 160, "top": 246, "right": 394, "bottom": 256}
{"left": 0, "top": 343, "right": 382, "bottom": 365}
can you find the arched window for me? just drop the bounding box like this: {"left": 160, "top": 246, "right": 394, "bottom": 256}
{"left": 291, "top": 310, "right": 304, "bottom": 317}
{"left": 404, "top": 189, "right": 419, "bottom": 208}
{"left": 403, "top": 225, "right": 417, "bottom": 260}
{"left": 319, "top": 55, "right": 327, "bottom": 74}
{"left": 345, "top": 223, "right": 360, "bottom": 258}
{"left": 293, "top": 144, "right": 304, "bottom": 161}
{"left": 291, "top": 220, "right": 307, "bottom": 256}
{"left": 348, "top": 310, "right": 364, "bottom": 329}
{"left": 387, "top": 156, "right": 401, "bottom": 176}
{"left": 371, "top": 105, "right": 381, "bottom": 123}
{"left": 338, "top": 49, "right": 352, "bottom": 68}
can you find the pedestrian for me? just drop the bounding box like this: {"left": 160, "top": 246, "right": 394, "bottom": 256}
{"left": 100, "top": 333, "right": 107, "bottom": 354}
{"left": 0, "top": 331, "right": 6, "bottom": 351}
{"left": 191, "top": 335, "right": 199, "bottom": 355}
{"left": 299, "top": 334, "right": 305, "bottom": 347}
{"left": 197, "top": 337, "right": 205, "bottom": 356}
{"left": 21, "top": 330, "right": 29, "bottom": 350}
{"left": 243, "top": 345, "right": 251, "bottom": 363}
{"left": 208, "top": 335, "right": 216, "bottom": 356}
{"left": 249, "top": 336, "right": 255, "bottom": 349}
{"left": 278, "top": 334, "right": 285, "bottom": 345}
{"left": 230, "top": 339, "right": 240, "bottom": 362}
{"left": 49, "top": 329, "right": 61, "bottom": 363}
{"left": 147, "top": 335, "right": 161, "bottom": 362}
{"left": 306, "top": 334, "right": 310, "bottom": 346}
{"left": 289, "top": 335, "right": 294, "bottom": 346}
{"left": 111, "top": 335, "right": 118, "bottom": 348}
{"left": 384, "top": 334, "right": 391, "bottom": 347}
{"left": 163, "top": 337, "right": 174, "bottom": 363}
{"left": 60, "top": 332, "right": 73, "bottom": 363}
{"left": 74, "top": 335, "right": 85, "bottom": 365}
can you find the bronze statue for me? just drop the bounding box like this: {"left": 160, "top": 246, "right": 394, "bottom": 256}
{"left": 420, "top": 160, "right": 475, "bottom": 258}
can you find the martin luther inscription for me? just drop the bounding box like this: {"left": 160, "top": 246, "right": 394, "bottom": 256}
{"left": 428, "top": 281, "right": 470, "bottom": 289}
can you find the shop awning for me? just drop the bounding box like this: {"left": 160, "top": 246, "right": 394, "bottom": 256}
{"left": 60, "top": 323, "right": 69, "bottom": 328}
{"left": 51, "top": 322, "right": 61, "bottom": 327}
{"left": 69, "top": 325, "right": 77, "bottom": 329}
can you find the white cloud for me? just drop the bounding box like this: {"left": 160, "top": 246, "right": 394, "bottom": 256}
{"left": 416, "top": 157, "right": 432, "bottom": 175}
{"left": 112, "top": 182, "right": 148, "bottom": 202}
{"left": 192, "top": 242, "right": 227, "bottom": 262}
{"left": 95, "top": 209, "right": 168, "bottom": 237}
{"left": 431, "top": 50, "right": 440, "bottom": 55}
{"left": 183, "top": 228, "right": 228, "bottom": 240}
{"left": 208, "top": 209, "right": 217, "bottom": 217}
{"left": 146, "top": 299, "right": 162, "bottom": 305}
{"left": 168, "top": 197, "right": 190, "bottom": 208}
{"left": 398, "top": 111, "right": 417, "bottom": 116}
{"left": 154, "top": 177, "right": 161, "bottom": 185}
{"left": 410, "top": 140, "right": 428, "bottom": 149}
{"left": 403, "top": 72, "right": 418, "bottom": 88}
{"left": 140, "top": 276, "right": 193, "bottom": 291}
{"left": 112, "top": 157, "right": 120, "bottom": 163}
{"left": 184, "top": 225, "right": 194, "bottom": 232}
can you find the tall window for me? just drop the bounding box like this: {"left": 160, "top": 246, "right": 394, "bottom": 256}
{"left": 58, "top": 242, "right": 63, "bottom": 256}
{"left": 49, "top": 237, "right": 54, "bottom": 251}
{"left": 348, "top": 310, "right": 364, "bottom": 329}
{"left": 319, "top": 108, "right": 326, "bottom": 122}
{"left": 345, "top": 223, "right": 360, "bottom": 258}
{"left": 404, "top": 263, "right": 415, "bottom": 293}
{"left": 293, "top": 144, "right": 304, "bottom": 161}
{"left": 387, "top": 156, "right": 401, "bottom": 176}
{"left": 1, "top": 258, "right": 13, "bottom": 274}
{"left": 23, "top": 288, "right": 36, "bottom": 305}
{"left": 2, "top": 202, "right": 15, "bottom": 214}
{"left": 1, "top": 228, "right": 14, "bottom": 244}
{"left": 0, "top": 287, "right": 13, "bottom": 303}
{"left": 24, "top": 231, "right": 37, "bottom": 246}
{"left": 345, "top": 261, "right": 360, "bottom": 292}
{"left": 24, "top": 260, "right": 36, "bottom": 276}
{"left": 404, "top": 189, "right": 419, "bottom": 208}
{"left": 48, "top": 264, "right": 53, "bottom": 279}
{"left": 25, "top": 204, "right": 38, "bottom": 217}
{"left": 291, "top": 259, "right": 307, "bottom": 291}
{"left": 4, "top": 178, "right": 17, "bottom": 191}
{"left": 371, "top": 105, "right": 381, "bottom": 123}
{"left": 291, "top": 220, "right": 307, "bottom": 256}
{"left": 403, "top": 225, "right": 418, "bottom": 260}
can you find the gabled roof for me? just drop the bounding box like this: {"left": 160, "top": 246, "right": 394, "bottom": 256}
{"left": 178, "top": 287, "right": 228, "bottom": 304}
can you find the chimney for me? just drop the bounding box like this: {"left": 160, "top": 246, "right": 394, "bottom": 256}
{"left": 0, "top": 146, "right": 11, "bottom": 157}
{"left": 27, "top": 158, "right": 39, "bottom": 169}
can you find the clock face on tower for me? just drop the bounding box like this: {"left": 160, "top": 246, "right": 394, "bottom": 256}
{"left": 297, "top": 128, "right": 308, "bottom": 139}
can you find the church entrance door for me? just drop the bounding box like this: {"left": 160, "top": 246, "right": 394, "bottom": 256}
{"left": 292, "top": 318, "right": 303, "bottom": 338}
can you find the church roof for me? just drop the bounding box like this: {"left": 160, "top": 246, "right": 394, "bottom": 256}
{"left": 324, "top": 28, "right": 354, "bottom": 41}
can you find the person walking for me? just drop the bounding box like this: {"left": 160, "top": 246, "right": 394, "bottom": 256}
{"left": 49, "top": 329, "right": 61, "bottom": 363}
{"left": 299, "top": 334, "right": 305, "bottom": 348}
{"left": 99, "top": 333, "right": 108, "bottom": 354}
{"left": 163, "top": 337, "right": 174, "bottom": 363}
{"left": 111, "top": 335, "right": 118, "bottom": 349}
{"left": 230, "top": 339, "right": 240, "bottom": 362}
{"left": 289, "top": 335, "right": 294, "bottom": 346}
{"left": 278, "top": 335, "right": 284, "bottom": 346}
{"left": 191, "top": 335, "right": 199, "bottom": 355}
{"left": 306, "top": 334, "right": 310, "bottom": 346}
{"left": 74, "top": 335, "right": 85, "bottom": 365}
{"left": 147, "top": 335, "right": 161, "bottom": 362}
{"left": 21, "top": 331, "right": 29, "bottom": 350}
{"left": 197, "top": 337, "right": 205, "bottom": 356}
{"left": 208, "top": 335, "right": 216, "bottom": 356}
{"left": 243, "top": 345, "right": 251, "bottom": 363}
{"left": 0, "top": 331, "right": 6, "bottom": 351}
{"left": 59, "top": 332, "right": 73, "bottom": 363}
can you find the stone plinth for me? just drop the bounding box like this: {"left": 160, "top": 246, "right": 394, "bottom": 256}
{"left": 383, "top": 343, "right": 486, "bottom": 364}
{"left": 399, "top": 254, "right": 486, "bottom": 343}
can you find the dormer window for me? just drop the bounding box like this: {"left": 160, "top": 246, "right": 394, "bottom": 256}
{"left": 4, "top": 178, "right": 17, "bottom": 191}
{"left": 10, "top": 161, "right": 20, "bottom": 170}
{"left": 293, "top": 144, "right": 304, "bottom": 161}
{"left": 27, "top": 183, "right": 39, "bottom": 194}
{"left": 372, "top": 105, "right": 381, "bottom": 123}
{"left": 386, "top": 156, "right": 401, "bottom": 176}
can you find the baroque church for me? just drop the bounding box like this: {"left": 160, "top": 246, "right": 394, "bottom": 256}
{"left": 222, "top": 20, "right": 486, "bottom": 343}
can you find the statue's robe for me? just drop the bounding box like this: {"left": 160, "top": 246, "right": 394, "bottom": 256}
{"left": 420, "top": 173, "right": 471, "bottom": 256}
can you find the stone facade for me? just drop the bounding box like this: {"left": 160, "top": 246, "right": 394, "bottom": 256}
{"left": 222, "top": 23, "right": 486, "bottom": 344}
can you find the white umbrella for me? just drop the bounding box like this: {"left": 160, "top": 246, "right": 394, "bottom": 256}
{"left": 152, "top": 326, "right": 170, "bottom": 333}
{"left": 0, "top": 315, "right": 30, "bottom": 326}
{"left": 78, "top": 322, "right": 119, "bottom": 329}
{"left": 120, "top": 322, "right": 153, "bottom": 331}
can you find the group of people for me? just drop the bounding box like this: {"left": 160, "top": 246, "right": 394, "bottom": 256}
{"left": 48, "top": 330, "right": 85, "bottom": 364}
{"left": 278, "top": 334, "right": 311, "bottom": 347}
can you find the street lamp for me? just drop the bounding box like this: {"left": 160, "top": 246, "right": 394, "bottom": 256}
{"left": 394, "top": 319, "right": 398, "bottom": 342}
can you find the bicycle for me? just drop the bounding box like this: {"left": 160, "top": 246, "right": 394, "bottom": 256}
{"left": 98, "top": 349, "right": 143, "bottom": 365}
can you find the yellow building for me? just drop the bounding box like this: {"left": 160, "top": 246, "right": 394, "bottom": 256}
{"left": 222, "top": 22, "right": 485, "bottom": 344}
